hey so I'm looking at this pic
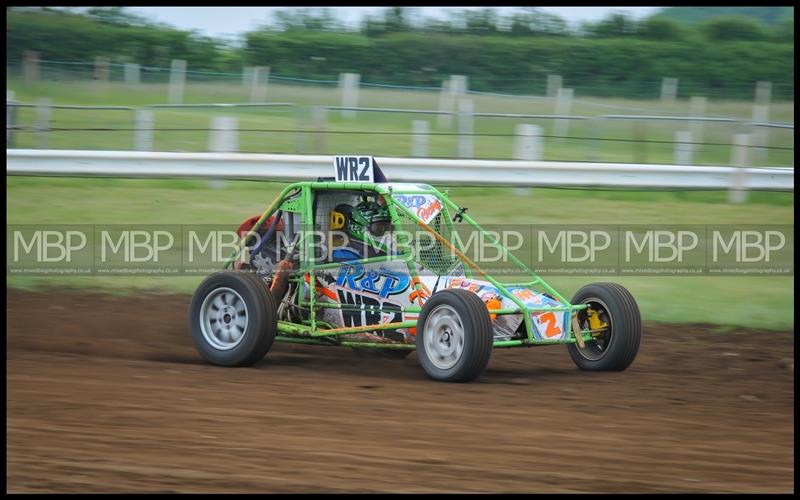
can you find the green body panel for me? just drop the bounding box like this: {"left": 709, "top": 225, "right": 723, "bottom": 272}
{"left": 225, "top": 180, "right": 592, "bottom": 350}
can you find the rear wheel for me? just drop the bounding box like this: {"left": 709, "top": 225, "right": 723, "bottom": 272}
{"left": 567, "top": 283, "right": 641, "bottom": 371}
{"left": 416, "top": 289, "right": 493, "bottom": 382}
{"left": 188, "top": 271, "right": 278, "bottom": 367}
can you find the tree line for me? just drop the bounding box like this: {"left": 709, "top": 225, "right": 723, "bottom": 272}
{"left": 6, "top": 7, "right": 795, "bottom": 99}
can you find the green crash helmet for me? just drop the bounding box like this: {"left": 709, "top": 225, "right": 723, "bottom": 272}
{"left": 330, "top": 199, "right": 392, "bottom": 244}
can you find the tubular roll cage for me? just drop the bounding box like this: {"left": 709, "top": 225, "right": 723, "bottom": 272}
{"left": 223, "top": 181, "right": 592, "bottom": 350}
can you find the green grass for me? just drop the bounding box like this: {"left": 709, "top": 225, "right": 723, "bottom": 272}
{"left": 7, "top": 78, "right": 794, "bottom": 166}
{"left": 6, "top": 177, "right": 794, "bottom": 330}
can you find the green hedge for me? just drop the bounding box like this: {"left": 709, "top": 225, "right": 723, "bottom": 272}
{"left": 6, "top": 9, "right": 241, "bottom": 71}
{"left": 7, "top": 10, "right": 794, "bottom": 100}
{"left": 244, "top": 31, "right": 794, "bottom": 99}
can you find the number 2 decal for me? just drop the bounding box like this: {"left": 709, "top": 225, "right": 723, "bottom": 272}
{"left": 536, "top": 312, "right": 562, "bottom": 338}
{"left": 358, "top": 157, "right": 370, "bottom": 180}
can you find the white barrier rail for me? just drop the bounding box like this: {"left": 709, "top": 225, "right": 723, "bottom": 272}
{"left": 6, "top": 149, "right": 794, "bottom": 191}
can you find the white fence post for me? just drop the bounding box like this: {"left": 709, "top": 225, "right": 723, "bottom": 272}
{"left": 250, "top": 66, "right": 269, "bottom": 103}
{"left": 94, "top": 56, "right": 110, "bottom": 90}
{"left": 124, "top": 63, "right": 141, "bottom": 85}
{"left": 674, "top": 130, "right": 693, "bottom": 165}
{"left": 411, "top": 120, "right": 429, "bottom": 157}
{"left": 546, "top": 74, "right": 562, "bottom": 98}
{"left": 751, "top": 107, "right": 769, "bottom": 167}
{"left": 439, "top": 75, "right": 468, "bottom": 129}
{"left": 23, "top": 50, "right": 39, "bottom": 83}
{"left": 751, "top": 81, "right": 771, "bottom": 167}
{"left": 438, "top": 78, "right": 453, "bottom": 128}
{"left": 689, "top": 96, "right": 707, "bottom": 145}
{"left": 513, "top": 124, "right": 542, "bottom": 196}
{"left": 340, "top": 72, "right": 360, "bottom": 118}
{"left": 209, "top": 116, "right": 239, "bottom": 153}
{"left": 451, "top": 75, "right": 468, "bottom": 97}
{"left": 661, "top": 77, "right": 678, "bottom": 103}
{"left": 514, "top": 124, "right": 543, "bottom": 160}
{"left": 554, "top": 87, "right": 573, "bottom": 139}
{"left": 729, "top": 133, "right": 750, "bottom": 204}
{"left": 242, "top": 67, "right": 253, "bottom": 86}
{"left": 135, "top": 110, "right": 154, "bottom": 151}
{"left": 755, "top": 80, "right": 772, "bottom": 105}
{"left": 168, "top": 59, "right": 187, "bottom": 105}
{"left": 312, "top": 106, "right": 328, "bottom": 154}
{"left": 35, "top": 98, "right": 51, "bottom": 149}
{"left": 208, "top": 116, "right": 238, "bottom": 189}
{"left": 585, "top": 117, "right": 602, "bottom": 161}
{"left": 7, "top": 90, "right": 17, "bottom": 147}
{"left": 457, "top": 98, "right": 474, "bottom": 158}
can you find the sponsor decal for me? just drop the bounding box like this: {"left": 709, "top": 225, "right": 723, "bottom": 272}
{"left": 446, "top": 277, "right": 497, "bottom": 295}
{"left": 394, "top": 194, "right": 443, "bottom": 224}
{"left": 336, "top": 290, "right": 403, "bottom": 328}
{"left": 335, "top": 262, "right": 411, "bottom": 299}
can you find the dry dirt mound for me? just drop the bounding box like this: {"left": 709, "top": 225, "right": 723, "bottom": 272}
{"left": 6, "top": 290, "right": 794, "bottom": 493}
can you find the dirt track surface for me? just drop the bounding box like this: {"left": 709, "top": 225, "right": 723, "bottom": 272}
{"left": 6, "top": 289, "right": 794, "bottom": 493}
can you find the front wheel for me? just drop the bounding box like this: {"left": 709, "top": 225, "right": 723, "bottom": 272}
{"left": 188, "top": 271, "right": 278, "bottom": 367}
{"left": 567, "top": 282, "right": 641, "bottom": 371}
{"left": 416, "top": 289, "right": 493, "bottom": 382}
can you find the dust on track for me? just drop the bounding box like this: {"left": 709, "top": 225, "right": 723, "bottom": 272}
{"left": 6, "top": 290, "right": 794, "bottom": 493}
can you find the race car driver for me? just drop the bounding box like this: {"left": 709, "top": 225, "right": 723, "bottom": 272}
{"left": 328, "top": 197, "right": 393, "bottom": 262}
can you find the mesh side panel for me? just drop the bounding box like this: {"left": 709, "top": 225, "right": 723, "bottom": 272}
{"left": 396, "top": 209, "right": 462, "bottom": 276}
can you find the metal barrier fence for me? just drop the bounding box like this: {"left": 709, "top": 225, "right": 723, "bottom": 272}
{"left": 5, "top": 99, "right": 795, "bottom": 167}
{"left": 7, "top": 58, "right": 796, "bottom": 102}
{"left": 7, "top": 149, "right": 793, "bottom": 195}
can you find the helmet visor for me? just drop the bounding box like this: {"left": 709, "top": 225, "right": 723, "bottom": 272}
{"left": 369, "top": 218, "right": 391, "bottom": 237}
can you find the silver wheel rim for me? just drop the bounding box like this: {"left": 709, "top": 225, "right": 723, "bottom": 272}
{"left": 424, "top": 304, "right": 465, "bottom": 370}
{"left": 576, "top": 296, "right": 613, "bottom": 361}
{"left": 199, "top": 287, "right": 248, "bottom": 351}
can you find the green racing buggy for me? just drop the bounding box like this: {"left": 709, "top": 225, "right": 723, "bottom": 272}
{"left": 188, "top": 156, "right": 642, "bottom": 382}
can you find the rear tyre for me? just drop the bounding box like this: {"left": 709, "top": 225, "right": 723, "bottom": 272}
{"left": 416, "top": 289, "right": 493, "bottom": 382}
{"left": 188, "top": 271, "right": 278, "bottom": 367}
{"left": 567, "top": 282, "right": 641, "bottom": 371}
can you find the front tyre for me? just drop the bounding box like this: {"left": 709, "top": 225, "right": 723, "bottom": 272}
{"left": 188, "top": 271, "right": 277, "bottom": 367}
{"left": 416, "top": 289, "right": 493, "bottom": 382}
{"left": 567, "top": 282, "right": 641, "bottom": 371}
